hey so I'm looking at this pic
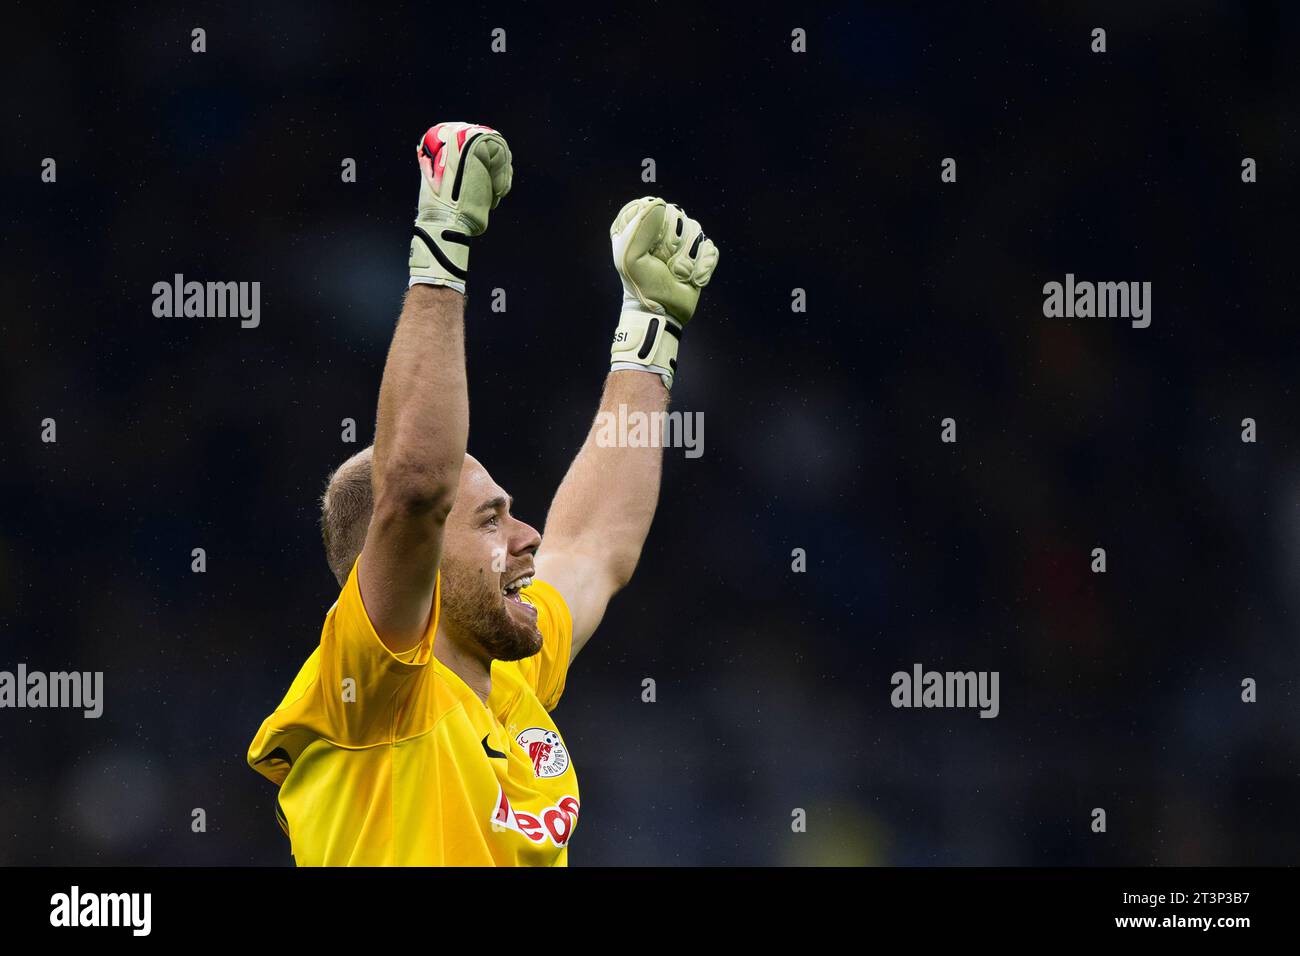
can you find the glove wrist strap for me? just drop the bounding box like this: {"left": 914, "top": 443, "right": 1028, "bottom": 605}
{"left": 408, "top": 276, "right": 467, "bottom": 295}
{"left": 409, "top": 220, "right": 471, "bottom": 290}
{"left": 610, "top": 308, "right": 681, "bottom": 390}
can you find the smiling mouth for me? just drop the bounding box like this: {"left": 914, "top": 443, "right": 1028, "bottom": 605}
{"left": 502, "top": 574, "right": 534, "bottom": 604}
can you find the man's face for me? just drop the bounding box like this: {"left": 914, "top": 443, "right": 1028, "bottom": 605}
{"left": 438, "top": 455, "right": 544, "bottom": 662}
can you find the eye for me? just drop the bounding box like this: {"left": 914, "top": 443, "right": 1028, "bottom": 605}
{"left": 484, "top": 514, "right": 500, "bottom": 528}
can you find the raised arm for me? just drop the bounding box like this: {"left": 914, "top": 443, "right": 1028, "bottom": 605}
{"left": 537, "top": 197, "right": 718, "bottom": 661}
{"left": 358, "top": 122, "right": 513, "bottom": 651}
{"left": 536, "top": 370, "right": 668, "bottom": 659}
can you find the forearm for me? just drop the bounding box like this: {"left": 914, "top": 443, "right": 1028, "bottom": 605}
{"left": 543, "top": 369, "right": 669, "bottom": 589}
{"left": 371, "top": 284, "right": 468, "bottom": 509}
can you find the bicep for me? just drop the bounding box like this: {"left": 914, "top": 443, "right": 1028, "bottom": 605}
{"left": 357, "top": 500, "right": 446, "bottom": 653}
{"left": 534, "top": 548, "right": 619, "bottom": 664}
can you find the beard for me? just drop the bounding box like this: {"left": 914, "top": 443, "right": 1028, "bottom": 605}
{"left": 439, "top": 560, "right": 543, "bottom": 662}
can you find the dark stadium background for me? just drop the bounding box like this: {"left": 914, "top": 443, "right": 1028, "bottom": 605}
{"left": 3, "top": 2, "right": 1297, "bottom": 865}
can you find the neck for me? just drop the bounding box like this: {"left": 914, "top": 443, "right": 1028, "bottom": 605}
{"left": 433, "top": 625, "right": 492, "bottom": 705}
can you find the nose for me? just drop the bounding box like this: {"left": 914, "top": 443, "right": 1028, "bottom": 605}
{"left": 512, "top": 517, "right": 541, "bottom": 557}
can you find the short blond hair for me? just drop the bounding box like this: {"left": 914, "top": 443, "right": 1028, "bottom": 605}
{"left": 320, "top": 446, "right": 374, "bottom": 587}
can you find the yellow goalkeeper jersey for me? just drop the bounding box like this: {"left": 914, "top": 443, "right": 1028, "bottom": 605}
{"left": 247, "top": 558, "right": 579, "bottom": 866}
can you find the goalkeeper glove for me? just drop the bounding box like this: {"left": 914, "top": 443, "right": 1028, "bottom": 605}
{"left": 408, "top": 122, "right": 513, "bottom": 294}
{"left": 609, "top": 196, "right": 719, "bottom": 390}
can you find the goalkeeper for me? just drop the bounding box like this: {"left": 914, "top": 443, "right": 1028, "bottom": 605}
{"left": 247, "top": 121, "right": 718, "bottom": 865}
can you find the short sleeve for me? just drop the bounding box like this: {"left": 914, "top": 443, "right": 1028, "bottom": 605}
{"left": 317, "top": 556, "right": 441, "bottom": 745}
{"left": 512, "top": 579, "right": 573, "bottom": 711}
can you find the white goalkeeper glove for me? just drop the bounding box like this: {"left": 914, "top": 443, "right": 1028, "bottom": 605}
{"left": 408, "top": 122, "right": 513, "bottom": 294}
{"left": 609, "top": 197, "right": 719, "bottom": 389}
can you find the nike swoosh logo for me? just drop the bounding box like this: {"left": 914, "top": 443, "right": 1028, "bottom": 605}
{"left": 481, "top": 734, "right": 508, "bottom": 760}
